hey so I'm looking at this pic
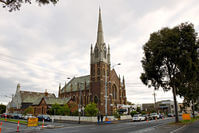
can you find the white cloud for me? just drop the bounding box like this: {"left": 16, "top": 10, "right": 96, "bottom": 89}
{"left": 0, "top": 0, "right": 198, "bottom": 104}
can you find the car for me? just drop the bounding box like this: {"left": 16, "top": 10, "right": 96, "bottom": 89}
{"left": 168, "top": 113, "right": 174, "bottom": 117}
{"left": 37, "top": 115, "right": 51, "bottom": 121}
{"left": 1, "top": 113, "right": 12, "bottom": 118}
{"left": 13, "top": 114, "right": 23, "bottom": 119}
{"left": 142, "top": 114, "right": 151, "bottom": 120}
{"left": 132, "top": 114, "right": 146, "bottom": 121}
{"left": 24, "top": 114, "right": 33, "bottom": 120}
{"left": 150, "top": 113, "right": 159, "bottom": 119}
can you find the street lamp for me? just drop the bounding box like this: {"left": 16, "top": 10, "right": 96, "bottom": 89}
{"left": 78, "top": 82, "right": 84, "bottom": 124}
{"left": 105, "top": 63, "right": 121, "bottom": 119}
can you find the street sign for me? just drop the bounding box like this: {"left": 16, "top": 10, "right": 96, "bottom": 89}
{"left": 28, "top": 118, "right": 38, "bottom": 127}
{"left": 182, "top": 114, "right": 191, "bottom": 120}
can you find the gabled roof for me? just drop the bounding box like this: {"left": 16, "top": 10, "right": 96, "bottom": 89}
{"left": 20, "top": 91, "right": 55, "bottom": 103}
{"left": 61, "top": 75, "right": 90, "bottom": 93}
{"left": 33, "top": 97, "right": 71, "bottom": 106}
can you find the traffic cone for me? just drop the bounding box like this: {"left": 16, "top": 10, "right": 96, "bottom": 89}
{"left": 0, "top": 122, "right": 2, "bottom": 133}
{"left": 5, "top": 115, "right": 7, "bottom": 122}
{"left": 42, "top": 119, "right": 44, "bottom": 128}
{"left": 146, "top": 119, "right": 148, "bottom": 122}
{"left": 155, "top": 117, "right": 157, "bottom": 121}
{"left": 16, "top": 121, "right": 19, "bottom": 132}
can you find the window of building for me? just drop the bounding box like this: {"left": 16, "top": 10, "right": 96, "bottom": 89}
{"left": 94, "top": 96, "right": 98, "bottom": 104}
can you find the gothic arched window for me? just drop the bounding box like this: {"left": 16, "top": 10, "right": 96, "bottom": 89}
{"left": 95, "top": 47, "right": 98, "bottom": 58}
{"left": 112, "top": 84, "right": 117, "bottom": 100}
{"left": 104, "top": 47, "right": 107, "bottom": 58}
{"left": 94, "top": 96, "right": 98, "bottom": 104}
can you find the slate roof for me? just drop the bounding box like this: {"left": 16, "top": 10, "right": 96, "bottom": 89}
{"left": 32, "top": 97, "right": 71, "bottom": 105}
{"left": 61, "top": 75, "right": 90, "bottom": 93}
{"left": 20, "top": 91, "right": 55, "bottom": 103}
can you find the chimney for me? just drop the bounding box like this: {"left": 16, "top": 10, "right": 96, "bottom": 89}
{"left": 45, "top": 89, "right": 48, "bottom": 97}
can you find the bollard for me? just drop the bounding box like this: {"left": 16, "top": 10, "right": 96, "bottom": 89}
{"left": 16, "top": 121, "right": 20, "bottom": 132}
{"left": 0, "top": 122, "right": 2, "bottom": 133}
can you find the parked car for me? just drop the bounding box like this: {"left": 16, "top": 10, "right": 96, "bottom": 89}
{"left": 150, "top": 113, "right": 160, "bottom": 119}
{"left": 37, "top": 115, "right": 51, "bottom": 121}
{"left": 159, "top": 113, "right": 164, "bottom": 119}
{"left": 1, "top": 113, "right": 12, "bottom": 118}
{"left": 142, "top": 114, "right": 151, "bottom": 120}
{"left": 13, "top": 114, "right": 23, "bottom": 119}
{"left": 24, "top": 114, "right": 33, "bottom": 120}
{"left": 132, "top": 114, "right": 146, "bottom": 121}
{"left": 168, "top": 113, "right": 174, "bottom": 117}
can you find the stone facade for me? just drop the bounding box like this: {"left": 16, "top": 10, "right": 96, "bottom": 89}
{"left": 7, "top": 84, "right": 56, "bottom": 114}
{"left": 59, "top": 8, "right": 127, "bottom": 115}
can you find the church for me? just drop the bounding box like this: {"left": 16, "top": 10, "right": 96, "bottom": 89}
{"left": 58, "top": 8, "right": 127, "bottom": 115}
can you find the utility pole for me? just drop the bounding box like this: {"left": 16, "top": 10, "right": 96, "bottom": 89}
{"left": 105, "top": 69, "right": 108, "bottom": 118}
{"left": 78, "top": 83, "right": 82, "bottom": 124}
{"left": 152, "top": 90, "right": 157, "bottom": 112}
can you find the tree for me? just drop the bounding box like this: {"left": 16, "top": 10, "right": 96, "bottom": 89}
{"left": 24, "top": 106, "right": 34, "bottom": 115}
{"left": 0, "top": 104, "right": 6, "bottom": 114}
{"left": 136, "top": 107, "right": 141, "bottom": 113}
{"left": 130, "top": 111, "right": 137, "bottom": 117}
{"left": 49, "top": 103, "right": 62, "bottom": 115}
{"left": 0, "top": 0, "right": 58, "bottom": 12}
{"left": 68, "top": 101, "right": 78, "bottom": 116}
{"left": 84, "top": 103, "right": 98, "bottom": 116}
{"left": 140, "top": 22, "right": 199, "bottom": 123}
{"left": 61, "top": 104, "right": 70, "bottom": 116}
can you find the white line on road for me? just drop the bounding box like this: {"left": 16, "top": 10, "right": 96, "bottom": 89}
{"left": 170, "top": 125, "right": 187, "bottom": 133}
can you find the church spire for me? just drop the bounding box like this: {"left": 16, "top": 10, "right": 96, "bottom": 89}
{"left": 96, "top": 7, "right": 104, "bottom": 44}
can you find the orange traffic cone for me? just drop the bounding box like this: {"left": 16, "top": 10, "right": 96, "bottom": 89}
{"left": 16, "top": 121, "right": 19, "bottom": 132}
{"left": 42, "top": 119, "right": 44, "bottom": 128}
{"left": 146, "top": 119, "right": 149, "bottom": 122}
{"left": 5, "top": 115, "right": 7, "bottom": 122}
{"left": 0, "top": 122, "right": 2, "bottom": 133}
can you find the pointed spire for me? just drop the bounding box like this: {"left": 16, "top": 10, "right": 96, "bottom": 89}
{"left": 16, "top": 83, "right": 20, "bottom": 93}
{"left": 96, "top": 7, "right": 104, "bottom": 44}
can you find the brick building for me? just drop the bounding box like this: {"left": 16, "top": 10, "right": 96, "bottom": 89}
{"left": 6, "top": 83, "right": 56, "bottom": 114}
{"left": 59, "top": 8, "right": 127, "bottom": 115}
{"left": 32, "top": 97, "right": 71, "bottom": 116}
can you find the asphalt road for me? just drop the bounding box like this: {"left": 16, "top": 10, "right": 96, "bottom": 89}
{"left": 41, "top": 118, "right": 179, "bottom": 133}
{"left": 0, "top": 117, "right": 187, "bottom": 133}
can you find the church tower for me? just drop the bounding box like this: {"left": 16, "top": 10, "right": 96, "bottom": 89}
{"left": 90, "top": 8, "right": 111, "bottom": 115}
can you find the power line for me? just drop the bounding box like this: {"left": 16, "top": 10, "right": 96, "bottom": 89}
{"left": 0, "top": 53, "right": 76, "bottom": 78}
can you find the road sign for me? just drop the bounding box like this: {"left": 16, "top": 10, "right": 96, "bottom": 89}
{"left": 28, "top": 118, "right": 38, "bottom": 127}
{"left": 182, "top": 113, "right": 191, "bottom": 120}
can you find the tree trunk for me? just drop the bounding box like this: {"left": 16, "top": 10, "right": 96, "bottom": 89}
{"left": 172, "top": 87, "right": 179, "bottom": 123}
{"left": 192, "top": 100, "right": 195, "bottom": 118}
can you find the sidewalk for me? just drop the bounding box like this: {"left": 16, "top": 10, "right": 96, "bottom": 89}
{"left": 178, "top": 120, "right": 199, "bottom": 133}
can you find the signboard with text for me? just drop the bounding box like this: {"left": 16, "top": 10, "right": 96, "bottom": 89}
{"left": 28, "top": 118, "right": 38, "bottom": 127}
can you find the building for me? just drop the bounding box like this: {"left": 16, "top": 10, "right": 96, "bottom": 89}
{"left": 32, "top": 97, "right": 71, "bottom": 116}
{"left": 59, "top": 8, "right": 127, "bottom": 115}
{"left": 7, "top": 83, "right": 56, "bottom": 113}
{"left": 142, "top": 100, "right": 180, "bottom": 114}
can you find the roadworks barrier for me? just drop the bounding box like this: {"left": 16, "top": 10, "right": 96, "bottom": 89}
{"left": 0, "top": 122, "right": 2, "bottom": 133}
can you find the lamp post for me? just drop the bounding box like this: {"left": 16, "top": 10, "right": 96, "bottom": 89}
{"left": 78, "top": 82, "right": 84, "bottom": 124}
{"left": 105, "top": 63, "right": 121, "bottom": 118}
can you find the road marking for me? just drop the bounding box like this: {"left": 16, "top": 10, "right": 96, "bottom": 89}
{"left": 170, "top": 125, "right": 187, "bottom": 133}
{"left": 112, "top": 126, "right": 136, "bottom": 131}
{"left": 62, "top": 125, "right": 94, "bottom": 129}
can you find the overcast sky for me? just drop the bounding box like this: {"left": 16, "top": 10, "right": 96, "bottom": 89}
{"left": 0, "top": 0, "right": 199, "bottom": 105}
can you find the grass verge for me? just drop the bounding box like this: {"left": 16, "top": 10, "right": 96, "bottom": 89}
{"left": 0, "top": 118, "right": 43, "bottom": 125}
{"left": 170, "top": 116, "right": 199, "bottom": 125}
